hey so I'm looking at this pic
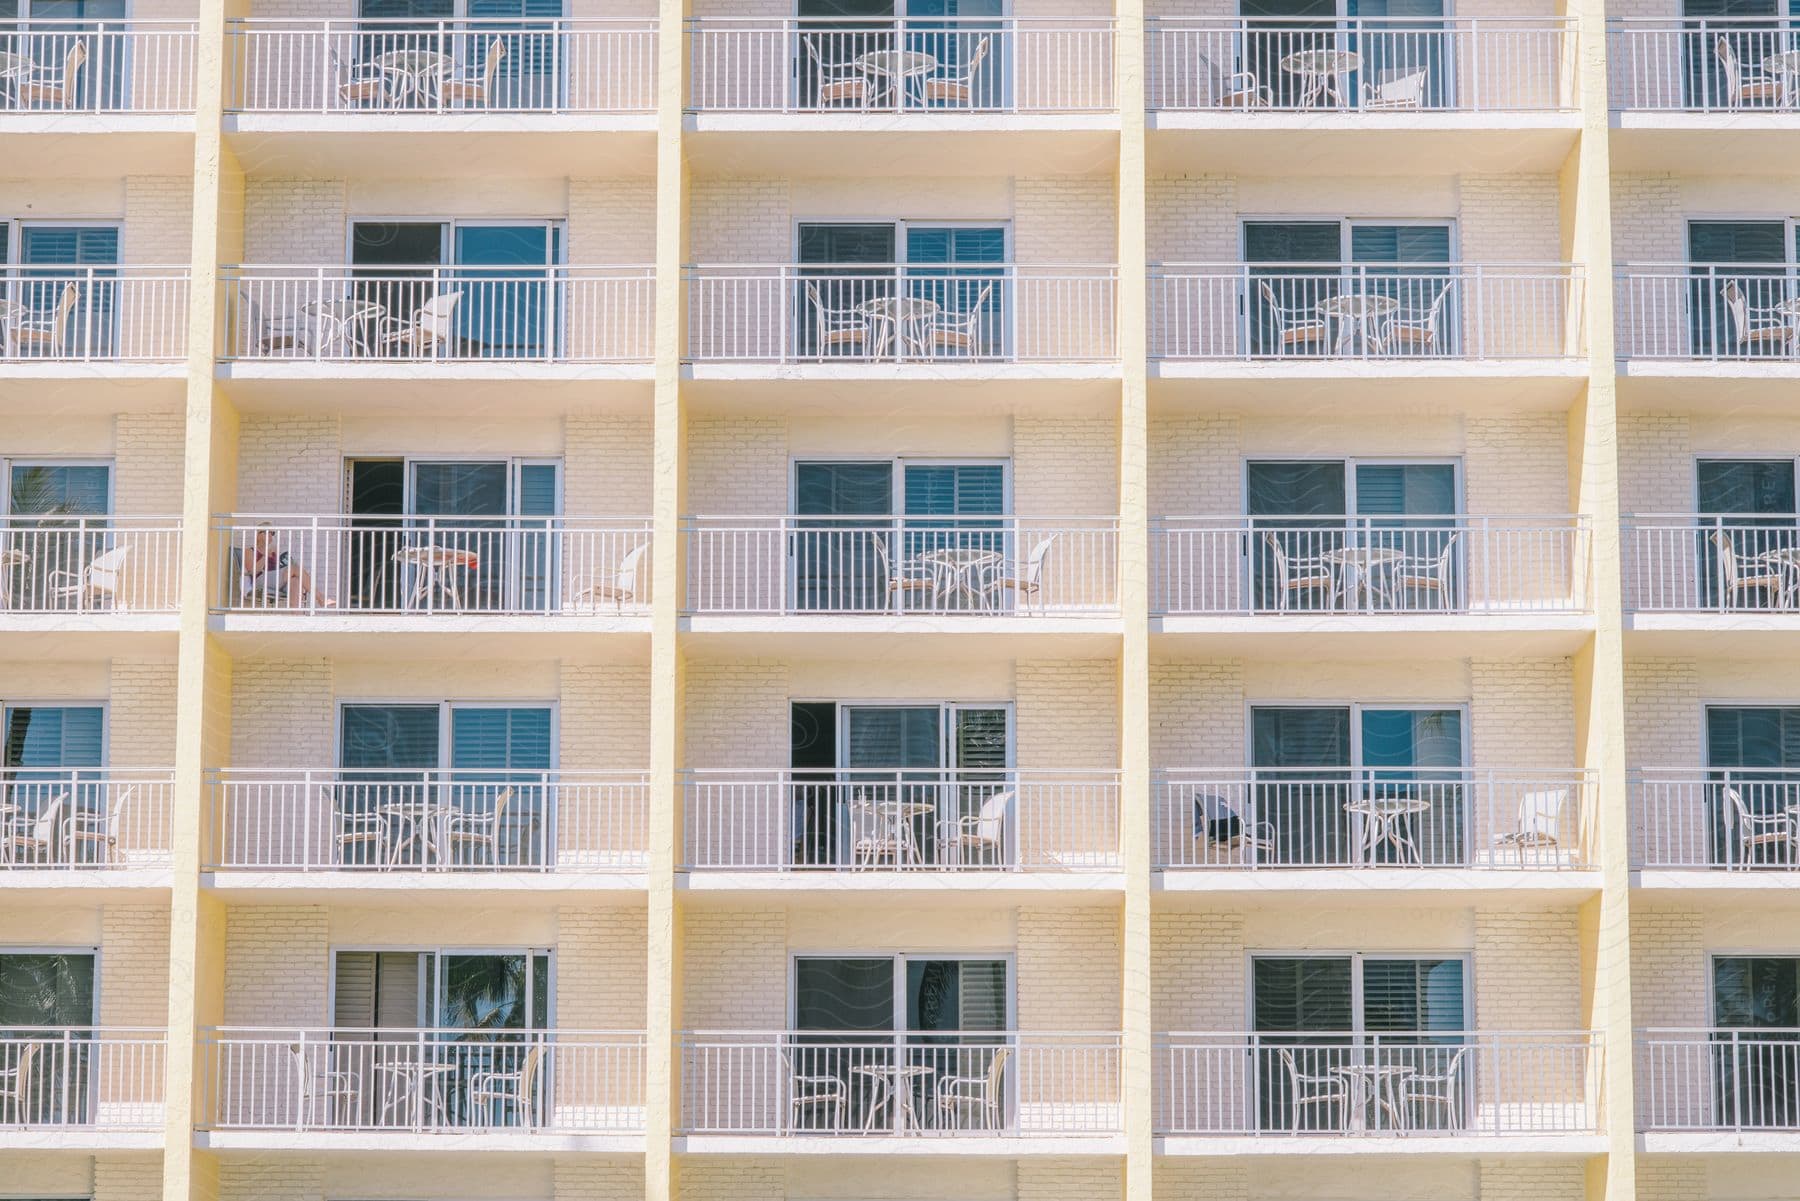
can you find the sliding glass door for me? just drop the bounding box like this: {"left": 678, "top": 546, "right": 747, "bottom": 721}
{"left": 1253, "top": 954, "right": 1467, "bottom": 1132}
{"left": 1681, "top": 0, "right": 1797, "bottom": 109}
{"left": 3, "top": 461, "right": 109, "bottom": 611}
{"left": 2, "top": 704, "right": 103, "bottom": 861}
{"left": 1696, "top": 457, "right": 1799, "bottom": 608}
{"left": 13, "top": 225, "right": 118, "bottom": 358}
{"left": 1688, "top": 220, "right": 1793, "bottom": 356}
{"left": 0, "top": 951, "right": 96, "bottom": 1124}
{"left": 1244, "top": 221, "right": 1453, "bottom": 357}
{"left": 1706, "top": 706, "right": 1800, "bottom": 867}
{"left": 1713, "top": 956, "right": 1800, "bottom": 1128}
{"left": 351, "top": 220, "right": 561, "bottom": 359}
{"left": 794, "top": 0, "right": 1005, "bottom": 110}
{"left": 793, "top": 954, "right": 1009, "bottom": 1131}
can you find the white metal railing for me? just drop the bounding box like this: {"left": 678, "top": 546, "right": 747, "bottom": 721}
{"left": 1609, "top": 18, "right": 1800, "bottom": 112}
{"left": 212, "top": 516, "right": 650, "bottom": 616}
{"left": 681, "top": 769, "right": 1120, "bottom": 872}
{"left": 219, "top": 265, "right": 655, "bottom": 363}
{"left": 678, "top": 1030, "right": 1122, "bottom": 1135}
{"left": 1153, "top": 515, "right": 1590, "bottom": 616}
{"left": 1616, "top": 264, "right": 1800, "bottom": 361}
{"left": 205, "top": 768, "right": 649, "bottom": 873}
{"left": 1637, "top": 1028, "right": 1800, "bottom": 1131}
{"left": 1150, "top": 263, "right": 1583, "bottom": 361}
{"left": 1, "top": 768, "right": 174, "bottom": 869}
{"left": 1622, "top": 516, "right": 1800, "bottom": 613}
{"left": 687, "top": 17, "right": 1114, "bottom": 113}
{"left": 1630, "top": 768, "right": 1800, "bottom": 870}
{"left": 0, "top": 266, "right": 189, "bottom": 362}
{"left": 226, "top": 17, "right": 655, "bottom": 113}
{"left": 1153, "top": 768, "right": 1593, "bottom": 870}
{"left": 0, "top": 516, "right": 182, "bottom": 613}
{"left": 684, "top": 264, "right": 1118, "bottom": 363}
{"left": 0, "top": 1028, "right": 166, "bottom": 1130}
{"left": 200, "top": 1027, "right": 646, "bottom": 1133}
{"left": 1156, "top": 1030, "right": 1602, "bottom": 1136}
{"left": 683, "top": 515, "right": 1117, "bottom": 616}
{"left": 1147, "top": 17, "right": 1573, "bottom": 112}
{"left": 0, "top": 21, "right": 197, "bottom": 114}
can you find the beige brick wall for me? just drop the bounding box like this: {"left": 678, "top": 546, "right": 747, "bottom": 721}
{"left": 1152, "top": 1162, "right": 1246, "bottom": 1201}
{"left": 1618, "top": 413, "right": 1691, "bottom": 516}
{"left": 555, "top": 1159, "right": 646, "bottom": 1201}
{"left": 683, "top": 660, "right": 792, "bottom": 769}
{"left": 110, "top": 659, "right": 178, "bottom": 765}
{"left": 244, "top": 178, "right": 349, "bottom": 263}
{"left": 93, "top": 1155, "right": 163, "bottom": 1201}
{"left": 1477, "top": 1161, "right": 1586, "bottom": 1201}
{"left": 1624, "top": 658, "right": 1701, "bottom": 860}
{"left": 0, "top": 1153, "right": 95, "bottom": 1199}
{"left": 235, "top": 415, "right": 343, "bottom": 513}
{"left": 1014, "top": 414, "right": 1119, "bottom": 519}
{"left": 1017, "top": 907, "right": 1120, "bottom": 1030}
{"left": 682, "top": 909, "right": 789, "bottom": 1028}
{"left": 230, "top": 657, "right": 336, "bottom": 769}
{"left": 224, "top": 905, "right": 331, "bottom": 1026}
{"left": 1635, "top": 1159, "right": 1707, "bottom": 1201}
{"left": 219, "top": 1158, "right": 326, "bottom": 1201}
{"left": 1474, "top": 907, "right": 1581, "bottom": 1031}
{"left": 1016, "top": 659, "right": 1118, "bottom": 768}
{"left": 113, "top": 412, "right": 185, "bottom": 515}
{"left": 567, "top": 413, "right": 654, "bottom": 516}
{"left": 1018, "top": 1160, "right": 1121, "bottom": 1201}
{"left": 556, "top": 906, "right": 648, "bottom": 1029}
{"left": 100, "top": 905, "right": 171, "bottom": 1027}
{"left": 1630, "top": 906, "right": 1708, "bottom": 1031}
{"left": 678, "top": 1161, "right": 785, "bottom": 1201}
{"left": 561, "top": 664, "right": 651, "bottom": 769}
{"left": 1151, "top": 909, "right": 1246, "bottom": 1030}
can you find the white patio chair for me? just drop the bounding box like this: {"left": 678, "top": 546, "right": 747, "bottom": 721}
{"left": 785, "top": 1051, "right": 848, "bottom": 1130}
{"left": 15, "top": 39, "right": 85, "bottom": 108}
{"left": 330, "top": 47, "right": 389, "bottom": 108}
{"left": 1493, "top": 788, "right": 1568, "bottom": 848}
{"left": 847, "top": 798, "right": 905, "bottom": 867}
{"left": 468, "top": 1042, "right": 546, "bottom": 1128}
{"left": 333, "top": 791, "right": 391, "bottom": 869}
{"left": 873, "top": 533, "right": 940, "bottom": 611}
{"left": 47, "top": 544, "right": 130, "bottom": 611}
{"left": 12, "top": 283, "right": 80, "bottom": 358}
{"left": 7, "top": 795, "right": 65, "bottom": 864}
{"left": 1721, "top": 785, "right": 1793, "bottom": 869}
{"left": 239, "top": 286, "right": 306, "bottom": 357}
{"left": 1390, "top": 532, "right": 1459, "bottom": 610}
{"left": 1263, "top": 532, "right": 1335, "bottom": 611}
{"left": 1720, "top": 280, "right": 1797, "bottom": 356}
{"left": 1277, "top": 1047, "right": 1348, "bottom": 1132}
{"left": 1361, "top": 67, "right": 1428, "bottom": 110}
{"left": 1399, "top": 1046, "right": 1468, "bottom": 1130}
{"left": 936, "top": 1045, "right": 1011, "bottom": 1130}
{"left": 804, "top": 281, "right": 872, "bottom": 356}
{"left": 978, "top": 534, "right": 1057, "bottom": 614}
{"left": 1192, "top": 791, "right": 1274, "bottom": 864}
{"left": 379, "top": 290, "right": 463, "bottom": 358}
{"left": 945, "top": 789, "right": 1012, "bottom": 867}
{"left": 1716, "top": 36, "right": 1785, "bottom": 109}
{"left": 1711, "top": 531, "right": 1795, "bottom": 609}
{"left": 1205, "top": 52, "right": 1270, "bottom": 108}
{"left": 67, "top": 786, "right": 133, "bottom": 865}
{"left": 445, "top": 786, "right": 514, "bottom": 867}
{"left": 1382, "top": 283, "right": 1452, "bottom": 356}
{"left": 1257, "top": 280, "right": 1329, "bottom": 355}
{"left": 0, "top": 1041, "right": 39, "bottom": 1125}
{"left": 929, "top": 284, "right": 993, "bottom": 357}
{"left": 573, "top": 542, "right": 649, "bottom": 613}
{"left": 290, "top": 1042, "right": 361, "bottom": 1128}
{"left": 441, "top": 38, "right": 507, "bottom": 107}
{"left": 923, "top": 35, "right": 990, "bottom": 107}
{"left": 802, "top": 35, "right": 870, "bottom": 108}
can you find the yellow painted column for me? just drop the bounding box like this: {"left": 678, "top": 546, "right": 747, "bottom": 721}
{"left": 646, "top": 0, "right": 689, "bottom": 1198}
{"left": 1115, "top": 5, "right": 1154, "bottom": 1201}
{"left": 164, "top": 0, "right": 240, "bottom": 1195}
{"left": 1561, "top": 4, "right": 1635, "bottom": 1198}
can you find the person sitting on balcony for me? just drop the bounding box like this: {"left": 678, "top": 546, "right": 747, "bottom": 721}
{"left": 237, "top": 525, "right": 334, "bottom": 608}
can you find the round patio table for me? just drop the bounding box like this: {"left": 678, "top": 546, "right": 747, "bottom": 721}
{"left": 1280, "top": 48, "right": 1361, "bottom": 109}
{"left": 875, "top": 798, "right": 938, "bottom": 865}
{"left": 1321, "top": 544, "right": 1404, "bottom": 610}
{"left": 303, "top": 298, "right": 384, "bottom": 358}
{"left": 918, "top": 545, "right": 1003, "bottom": 609}
{"left": 853, "top": 1061, "right": 936, "bottom": 1132}
{"left": 1331, "top": 1062, "right": 1414, "bottom": 1132}
{"left": 1752, "top": 544, "right": 1800, "bottom": 609}
{"left": 856, "top": 48, "right": 936, "bottom": 108}
{"left": 1344, "top": 793, "right": 1433, "bottom": 865}
{"left": 375, "top": 48, "right": 452, "bottom": 107}
{"left": 1318, "top": 292, "right": 1400, "bottom": 355}
{"left": 858, "top": 294, "right": 939, "bottom": 358}
{"left": 394, "top": 544, "right": 481, "bottom": 611}
{"left": 377, "top": 796, "right": 459, "bottom": 868}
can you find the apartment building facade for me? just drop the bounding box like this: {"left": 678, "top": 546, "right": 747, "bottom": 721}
{"left": 2, "top": 1, "right": 1797, "bottom": 1200}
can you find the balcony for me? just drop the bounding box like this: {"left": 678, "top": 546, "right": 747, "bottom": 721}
{"left": 681, "top": 768, "right": 1121, "bottom": 892}
{"left": 209, "top": 516, "right": 650, "bottom": 649}
{"left": 0, "top": 20, "right": 198, "bottom": 175}
{"left": 223, "top": 18, "right": 657, "bottom": 175}
{"left": 684, "top": 18, "right": 1116, "bottom": 173}
{"left": 218, "top": 266, "right": 655, "bottom": 400}
{"left": 1632, "top": 769, "right": 1800, "bottom": 888}
{"left": 1153, "top": 768, "right": 1595, "bottom": 895}
{"left": 1615, "top": 264, "right": 1800, "bottom": 407}
{"left": 1151, "top": 515, "right": 1592, "bottom": 655}
{"left": 1146, "top": 17, "right": 1577, "bottom": 173}
{"left": 1636, "top": 1028, "right": 1800, "bottom": 1150}
{"left": 1623, "top": 517, "right": 1800, "bottom": 649}
{"left": 0, "top": 1027, "right": 166, "bottom": 1150}
{"left": 204, "top": 768, "right": 648, "bottom": 894}
{"left": 0, "top": 516, "right": 182, "bottom": 642}
{"left": 0, "top": 266, "right": 189, "bottom": 394}
{"left": 682, "top": 515, "right": 1118, "bottom": 650}
{"left": 1149, "top": 262, "right": 1586, "bottom": 407}
{"left": 1, "top": 768, "right": 173, "bottom": 887}
{"left": 676, "top": 1029, "right": 1122, "bottom": 1152}
{"left": 1609, "top": 19, "right": 1800, "bottom": 170}
{"left": 1155, "top": 1030, "right": 1603, "bottom": 1154}
{"left": 682, "top": 264, "right": 1119, "bottom": 401}
{"left": 198, "top": 1026, "right": 646, "bottom": 1150}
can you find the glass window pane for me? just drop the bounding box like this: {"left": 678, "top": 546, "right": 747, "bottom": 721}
{"left": 845, "top": 706, "right": 941, "bottom": 768}
{"left": 795, "top": 957, "right": 896, "bottom": 1031}
{"left": 1252, "top": 957, "right": 1352, "bottom": 1030}
{"left": 1362, "top": 958, "right": 1465, "bottom": 1033}
{"left": 3, "top": 706, "right": 103, "bottom": 767}
{"left": 1697, "top": 460, "right": 1797, "bottom": 516}
{"left": 0, "top": 953, "right": 96, "bottom": 1027}
{"left": 411, "top": 462, "right": 509, "bottom": 516}
{"left": 8, "top": 464, "right": 109, "bottom": 515}
{"left": 1353, "top": 464, "right": 1457, "bottom": 517}
{"left": 439, "top": 954, "right": 529, "bottom": 1030}
{"left": 795, "top": 462, "right": 893, "bottom": 516}
{"left": 339, "top": 705, "right": 441, "bottom": 770}
{"left": 1714, "top": 957, "right": 1800, "bottom": 1027}
{"left": 1246, "top": 461, "right": 1347, "bottom": 516}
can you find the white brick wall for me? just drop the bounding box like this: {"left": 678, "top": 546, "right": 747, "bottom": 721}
{"left": 1016, "top": 659, "right": 1119, "bottom": 768}
{"left": 678, "top": 1161, "right": 785, "bottom": 1201}
{"left": 1148, "top": 176, "right": 1238, "bottom": 263}
{"left": 560, "top": 664, "right": 651, "bottom": 768}
{"left": 690, "top": 178, "right": 790, "bottom": 262}
{"left": 224, "top": 906, "right": 331, "bottom": 1026}
{"left": 1477, "top": 1161, "right": 1586, "bottom": 1201}
{"left": 1473, "top": 908, "right": 1581, "bottom": 1031}
{"left": 555, "top": 906, "right": 647, "bottom": 1029}
{"left": 687, "top": 416, "right": 789, "bottom": 514}
{"left": 235, "top": 415, "right": 343, "bottom": 512}
{"left": 122, "top": 176, "right": 192, "bottom": 265}
{"left": 1018, "top": 1159, "right": 1121, "bottom": 1201}
{"left": 1630, "top": 906, "right": 1708, "bottom": 1030}
{"left": 1014, "top": 176, "right": 1117, "bottom": 262}
{"left": 1014, "top": 415, "right": 1119, "bottom": 518}
{"left": 555, "top": 1159, "right": 646, "bottom": 1201}
{"left": 1465, "top": 413, "right": 1569, "bottom": 517}
{"left": 1151, "top": 1160, "right": 1245, "bottom": 1201}
{"left": 113, "top": 412, "right": 185, "bottom": 516}
{"left": 1634, "top": 1160, "right": 1706, "bottom": 1201}
{"left": 230, "top": 658, "right": 335, "bottom": 769}
{"left": 219, "top": 1158, "right": 326, "bottom": 1201}
{"left": 93, "top": 1155, "right": 162, "bottom": 1201}
{"left": 683, "top": 660, "right": 792, "bottom": 769}
{"left": 244, "top": 178, "right": 349, "bottom": 263}
{"left": 1017, "top": 908, "right": 1120, "bottom": 1031}
{"left": 100, "top": 905, "right": 171, "bottom": 1027}
{"left": 1151, "top": 909, "right": 1246, "bottom": 1030}
{"left": 109, "top": 659, "right": 178, "bottom": 765}
{"left": 682, "top": 909, "right": 788, "bottom": 1027}
{"left": 1149, "top": 659, "right": 1245, "bottom": 765}
{"left": 1618, "top": 414, "right": 1692, "bottom": 516}
{"left": 1459, "top": 174, "right": 1563, "bottom": 263}
{"left": 567, "top": 413, "right": 654, "bottom": 516}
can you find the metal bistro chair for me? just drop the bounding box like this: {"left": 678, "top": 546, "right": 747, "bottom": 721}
{"left": 1712, "top": 531, "right": 1796, "bottom": 610}
{"left": 1721, "top": 784, "right": 1795, "bottom": 869}
{"left": 1720, "top": 279, "right": 1797, "bottom": 357}
{"left": 1276, "top": 1047, "right": 1348, "bottom": 1132}
{"left": 1399, "top": 1045, "right": 1469, "bottom": 1131}
{"left": 1263, "top": 531, "right": 1335, "bottom": 612}
{"left": 1715, "top": 35, "right": 1785, "bottom": 109}
{"left": 936, "top": 1044, "right": 1011, "bottom": 1130}
{"left": 1257, "top": 280, "right": 1329, "bottom": 356}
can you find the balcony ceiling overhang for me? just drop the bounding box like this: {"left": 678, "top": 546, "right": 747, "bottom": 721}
{"left": 223, "top": 120, "right": 656, "bottom": 178}
{"left": 1610, "top": 118, "right": 1800, "bottom": 173}
{"left": 1152, "top": 617, "right": 1595, "bottom": 661}
{"left": 1149, "top": 366, "right": 1586, "bottom": 417}
{"left": 0, "top": 124, "right": 195, "bottom": 176}
{"left": 1148, "top": 116, "right": 1579, "bottom": 176}
{"left": 682, "top": 119, "right": 1118, "bottom": 177}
